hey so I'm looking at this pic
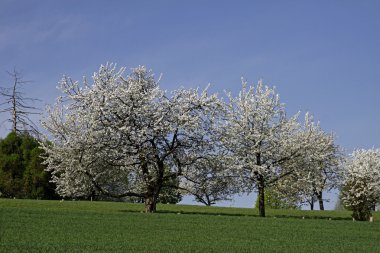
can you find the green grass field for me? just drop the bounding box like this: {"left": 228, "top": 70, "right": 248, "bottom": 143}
{"left": 1, "top": 199, "right": 379, "bottom": 252}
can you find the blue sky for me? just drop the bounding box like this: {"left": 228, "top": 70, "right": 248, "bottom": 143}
{"left": 1, "top": 0, "right": 379, "bottom": 208}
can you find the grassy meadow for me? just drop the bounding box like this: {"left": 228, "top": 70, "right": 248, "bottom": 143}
{"left": 1, "top": 199, "right": 379, "bottom": 252}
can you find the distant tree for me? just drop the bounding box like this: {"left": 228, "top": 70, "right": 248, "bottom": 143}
{"left": 157, "top": 167, "right": 182, "bottom": 204}
{"left": 334, "top": 195, "right": 346, "bottom": 211}
{"left": 0, "top": 132, "right": 58, "bottom": 199}
{"left": 254, "top": 187, "right": 300, "bottom": 209}
{"left": 157, "top": 184, "right": 182, "bottom": 204}
{"left": 89, "top": 168, "right": 182, "bottom": 204}
{"left": 341, "top": 149, "right": 380, "bottom": 221}
{"left": 182, "top": 156, "right": 235, "bottom": 206}
{"left": 0, "top": 68, "right": 41, "bottom": 136}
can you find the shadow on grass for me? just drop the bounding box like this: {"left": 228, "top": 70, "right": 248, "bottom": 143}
{"left": 118, "top": 209, "right": 352, "bottom": 221}
{"left": 266, "top": 214, "right": 351, "bottom": 221}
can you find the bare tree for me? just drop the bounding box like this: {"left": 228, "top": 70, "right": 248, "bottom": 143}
{"left": 0, "top": 68, "right": 41, "bottom": 136}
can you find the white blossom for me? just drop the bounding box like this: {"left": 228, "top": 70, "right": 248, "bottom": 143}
{"left": 341, "top": 149, "right": 380, "bottom": 220}
{"left": 219, "top": 79, "right": 309, "bottom": 217}
{"left": 41, "top": 64, "right": 221, "bottom": 212}
{"left": 273, "top": 113, "right": 342, "bottom": 210}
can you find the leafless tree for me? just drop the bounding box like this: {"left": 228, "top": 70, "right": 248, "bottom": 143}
{"left": 0, "top": 68, "right": 41, "bottom": 136}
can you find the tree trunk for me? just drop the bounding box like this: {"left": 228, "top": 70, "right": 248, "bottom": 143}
{"left": 141, "top": 158, "right": 164, "bottom": 213}
{"left": 317, "top": 191, "right": 324, "bottom": 211}
{"left": 12, "top": 79, "right": 17, "bottom": 133}
{"left": 205, "top": 194, "right": 212, "bottom": 206}
{"left": 309, "top": 195, "right": 316, "bottom": 210}
{"left": 12, "top": 100, "right": 17, "bottom": 133}
{"left": 258, "top": 177, "right": 265, "bottom": 217}
{"left": 144, "top": 194, "right": 157, "bottom": 213}
{"left": 255, "top": 153, "right": 265, "bottom": 217}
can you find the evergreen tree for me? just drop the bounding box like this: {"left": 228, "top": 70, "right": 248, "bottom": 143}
{"left": 0, "top": 132, "right": 58, "bottom": 199}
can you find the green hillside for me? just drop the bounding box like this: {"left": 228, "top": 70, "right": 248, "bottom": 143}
{"left": 1, "top": 199, "right": 379, "bottom": 252}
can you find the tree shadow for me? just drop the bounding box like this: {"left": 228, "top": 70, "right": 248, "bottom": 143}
{"left": 118, "top": 209, "right": 352, "bottom": 221}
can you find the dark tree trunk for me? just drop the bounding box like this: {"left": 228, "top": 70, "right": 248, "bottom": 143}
{"left": 258, "top": 176, "right": 265, "bottom": 217}
{"left": 309, "top": 195, "right": 316, "bottom": 210}
{"left": 317, "top": 191, "right": 324, "bottom": 211}
{"left": 12, "top": 82, "right": 17, "bottom": 133}
{"left": 255, "top": 152, "right": 266, "bottom": 217}
{"left": 205, "top": 194, "right": 212, "bottom": 206}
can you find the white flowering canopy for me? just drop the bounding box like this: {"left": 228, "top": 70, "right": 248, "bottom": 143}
{"left": 273, "top": 113, "right": 341, "bottom": 209}
{"left": 220, "top": 80, "right": 305, "bottom": 190}
{"left": 342, "top": 149, "right": 380, "bottom": 213}
{"left": 41, "top": 64, "right": 344, "bottom": 214}
{"left": 41, "top": 64, "right": 221, "bottom": 210}
{"left": 218, "top": 79, "right": 340, "bottom": 216}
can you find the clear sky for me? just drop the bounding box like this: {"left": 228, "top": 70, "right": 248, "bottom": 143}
{"left": 1, "top": 0, "right": 379, "bottom": 209}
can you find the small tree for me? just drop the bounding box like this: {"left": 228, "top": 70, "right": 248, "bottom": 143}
{"left": 157, "top": 167, "right": 182, "bottom": 204}
{"left": 341, "top": 149, "right": 380, "bottom": 221}
{"left": 0, "top": 68, "right": 41, "bottom": 136}
{"left": 181, "top": 145, "right": 237, "bottom": 206}
{"left": 334, "top": 195, "right": 346, "bottom": 211}
{"left": 254, "top": 187, "right": 300, "bottom": 209}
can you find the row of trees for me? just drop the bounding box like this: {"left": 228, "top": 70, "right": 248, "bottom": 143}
{"left": 41, "top": 64, "right": 344, "bottom": 216}
{"left": 0, "top": 68, "right": 183, "bottom": 203}
{"left": 0, "top": 130, "right": 181, "bottom": 203}
{"left": 2, "top": 64, "right": 379, "bottom": 220}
